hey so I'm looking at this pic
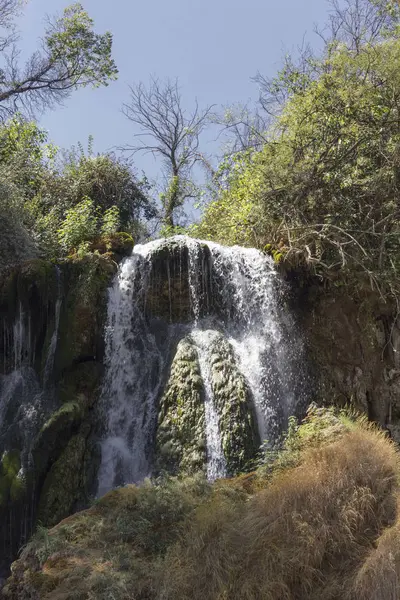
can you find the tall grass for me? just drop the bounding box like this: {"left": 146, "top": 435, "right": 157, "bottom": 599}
{"left": 162, "top": 426, "right": 399, "bottom": 600}
{"left": 4, "top": 411, "right": 400, "bottom": 600}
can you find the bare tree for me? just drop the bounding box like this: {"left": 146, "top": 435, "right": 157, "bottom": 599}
{"left": 122, "top": 77, "right": 213, "bottom": 228}
{"left": 316, "top": 0, "right": 400, "bottom": 52}
{"left": 0, "top": 2, "right": 118, "bottom": 119}
{"left": 212, "top": 103, "right": 270, "bottom": 154}
{"left": 250, "top": 0, "right": 400, "bottom": 130}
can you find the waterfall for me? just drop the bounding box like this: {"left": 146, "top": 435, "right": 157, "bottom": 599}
{"left": 190, "top": 329, "right": 227, "bottom": 480}
{"left": 206, "top": 242, "right": 301, "bottom": 443}
{"left": 97, "top": 235, "right": 305, "bottom": 494}
{"left": 96, "top": 242, "right": 167, "bottom": 497}
{"left": 43, "top": 267, "right": 62, "bottom": 388}
{"left": 0, "top": 266, "right": 62, "bottom": 567}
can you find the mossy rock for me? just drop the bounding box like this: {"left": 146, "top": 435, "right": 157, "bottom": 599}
{"left": 55, "top": 254, "right": 116, "bottom": 373}
{"left": 37, "top": 433, "right": 87, "bottom": 527}
{"left": 156, "top": 337, "right": 206, "bottom": 474}
{"left": 206, "top": 333, "right": 260, "bottom": 474}
{"left": 0, "top": 259, "right": 60, "bottom": 374}
{"left": 32, "top": 397, "right": 86, "bottom": 478}
{"left": 58, "top": 361, "right": 103, "bottom": 408}
{"left": 0, "top": 450, "right": 24, "bottom": 508}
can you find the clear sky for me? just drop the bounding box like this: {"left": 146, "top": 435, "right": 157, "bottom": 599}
{"left": 17, "top": 0, "right": 331, "bottom": 181}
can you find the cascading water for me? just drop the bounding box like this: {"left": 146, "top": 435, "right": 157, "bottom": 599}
{"left": 97, "top": 235, "right": 306, "bottom": 494}
{"left": 96, "top": 241, "right": 169, "bottom": 497}
{"left": 206, "top": 242, "right": 302, "bottom": 443}
{"left": 190, "top": 329, "right": 227, "bottom": 480}
{"left": 0, "top": 266, "right": 62, "bottom": 572}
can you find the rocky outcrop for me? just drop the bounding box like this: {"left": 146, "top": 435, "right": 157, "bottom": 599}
{"left": 156, "top": 337, "right": 206, "bottom": 475}
{"left": 143, "top": 238, "right": 213, "bottom": 322}
{"left": 0, "top": 250, "right": 123, "bottom": 572}
{"left": 206, "top": 334, "right": 260, "bottom": 473}
{"left": 293, "top": 279, "right": 400, "bottom": 441}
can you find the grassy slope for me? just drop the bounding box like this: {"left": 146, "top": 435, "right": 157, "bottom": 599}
{"left": 3, "top": 407, "right": 400, "bottom": 600}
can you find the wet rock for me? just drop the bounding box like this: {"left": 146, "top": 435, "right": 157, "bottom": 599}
{"left": 144, "top": 238, "right": 213, "bottom": 322}
{"left": 156, "top": 337, "right": 206, "bottom": 474}
{"left": 206, "top": 333, "right": 260, "bottom": 473}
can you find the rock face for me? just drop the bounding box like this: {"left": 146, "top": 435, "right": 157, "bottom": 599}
{"left": 206, "top": 333, "right": 260, "bottom": 473}
{"left": 294, "top": 280, "right": 400, "bottom": 441}
{"left": 143, "top": 238, "right": 213, "bottom": 322}
{"left": 155, "top": 333, "right": 259, "bottom": 476}
{"left": 0, "top": 252, "right": 120, "bottom": 572}
{"left": 3, "top": 234, "right": 400, "bottom": 582}
{"left": 156, "top": 337, "right": 206, "bottom": 475}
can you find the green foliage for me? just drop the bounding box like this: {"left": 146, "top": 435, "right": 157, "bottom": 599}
{"left": 0, "top": 117, "right": 154, "bottom": 263}
{"left": 58, "top": 196, "right": 99, "bottom": 252}
{"left": 197, "top": 2, "right": 400, "bottom": 298}
{"left": 0, "top": 450, "right": 26, "bottom": 507}
{"left": 45, "top": 4, "right": 118, "bottom": 90}
{"left": 0, "top": 3, "right": 118, "bottom": 117}
{"left": 257, "top": 404, "right": 360, "bottom": 478}
{"left": 101, "top": 205, "right": 120, "bottom": 235}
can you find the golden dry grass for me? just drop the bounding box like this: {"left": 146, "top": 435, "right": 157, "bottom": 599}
{"left": 162, "top": 426, "right": 399, "bottom": 600}
{"left": 4, "top": 412, "right": 400, "bottom": 600}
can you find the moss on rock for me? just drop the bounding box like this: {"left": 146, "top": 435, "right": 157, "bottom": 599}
{"left": 0, "top": 450, "right": 23, "bottom": 508}
{"left": 55, "top": 254, "right": 116, "bottom": 373}
{"left": 37, "top": 433, "right": 87, "bottom": 527}
{"left": 207, "top": 333, "right": 260, "bottom": 474}
{"left": 156, "top": 337, "right": 206, "bottom": 475}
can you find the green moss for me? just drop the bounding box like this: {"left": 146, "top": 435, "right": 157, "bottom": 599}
{"left": 55, "top": 254, "right": 116, "bottom": 372}
{"left": 37, "top": 433, "right": 87, "bottom": 527}
{"left": 40, "top": 400, "right": 85, "bottom": 436}
{"left": 0, "top": 450, "right": 22, "bottom": 507}
{"left": 33, "top": 399, "right": 86, "bottom": 479}
{"left": 207, "top": 334, "right": 260, "bottom": 474}
{"left": 156, "top": 338, "right": 206, "bottom": 475}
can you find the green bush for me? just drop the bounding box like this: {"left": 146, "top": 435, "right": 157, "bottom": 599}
{"left": 58, "top": 197, "right": 99, "bottom": 252}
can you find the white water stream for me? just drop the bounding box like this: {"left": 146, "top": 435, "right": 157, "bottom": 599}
{"left": 97, "top": 235, "right": 305, "bottom": 494}
{"left": 0, "top": 267, "right": 63, "bottom": 562}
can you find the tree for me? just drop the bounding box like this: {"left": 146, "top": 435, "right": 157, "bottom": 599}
{"left": 196, "top": 0, "right": 400, "bottom": 299}
{"left": 0, "top": 2, "right": 118, "bottom": 118}
{"left": 216, "top": 0, "right": 400, "bottom": 155}
{"left": 27, "top": 141, "right": 156, "bottom": 254}
{"left": 122, "top": 77, "right": 213, "bottom": 229}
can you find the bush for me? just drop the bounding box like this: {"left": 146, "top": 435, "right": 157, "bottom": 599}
{"left": 163, "top": 422, "right": 398, "bottom": 600}
{"left": 58, "top": 196, "right": 99, "bottom": 252}
{"left": 196, "top": 8, "right": 400, "bottom": 299}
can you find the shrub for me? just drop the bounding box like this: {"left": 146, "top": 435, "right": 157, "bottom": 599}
{"left": 58, "top": 196, "right": 99, "bottom": 252}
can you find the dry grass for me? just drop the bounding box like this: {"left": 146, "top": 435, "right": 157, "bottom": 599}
{"left": 352, "top": 498, "right": 400, "bottom": 600}
{"left": 162, "top": 425, "right": 399, "bottom": 600}
{"left": 4, "top": 410, "right": 400, "bottom": 600}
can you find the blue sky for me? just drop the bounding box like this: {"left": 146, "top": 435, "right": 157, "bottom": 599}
{"left": 17, "top": 0, "right": 330, "bottom": 182}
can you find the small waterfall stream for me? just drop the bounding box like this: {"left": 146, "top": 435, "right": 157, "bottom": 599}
{"left": 190, "top": 329, "right": 227, "bottom": 480}
{"left": 0, "top": 266, "right": 62, "bottom": 571}
{"left": 97, "top": 235, "right": 306, "bottom": 494}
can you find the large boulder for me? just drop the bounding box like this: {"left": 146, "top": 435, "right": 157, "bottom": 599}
{"left": 156, "top": 337, "right": 206, "bottom": 475}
